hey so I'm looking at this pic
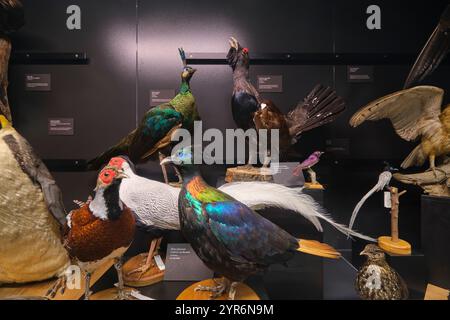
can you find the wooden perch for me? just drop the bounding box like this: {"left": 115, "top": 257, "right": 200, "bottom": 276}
{"left": 393, "top": 163, "right": 450, "bottom": 198}
{"left": 378, "top": 187, "right": 411, "bottom": 255}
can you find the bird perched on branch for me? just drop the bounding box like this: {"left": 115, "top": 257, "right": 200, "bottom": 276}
{"left": 356, "top": 244, "right": 409, "bottom": 300}
{"left": 404, "top": 5, "right": 450, "bottom": 89}
{"left": 293, "top": 151, "right": 324, "bottom": 178}
{"left": 48, "top": 166, "right": 136, "bottom": 300}
{"left": 88, "top": 48, "right": 200, "bottom": 184}
{"left": 0, "top": 115, "right": 70, "bottom": 284}
{"left": 228, "top": 38, "right": 345, "bottom": 165}
{"left": 106, "top": 155, "right": 372, "bottom": 279}
{"left": 161, "top": 147, "right": 374, "bottom": 300}
{"left": 350, "top": 86, "right": 450, "bottom": 176}
{"left": 348, "top": 163, "right": 397, "bottom": 232}
{"left": 0, "top": 0, "right": 24, "bottom": 123}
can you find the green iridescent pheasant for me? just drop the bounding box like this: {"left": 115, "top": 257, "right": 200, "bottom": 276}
{"left": 88, "top": 48, "right": 200, "bottom": 183}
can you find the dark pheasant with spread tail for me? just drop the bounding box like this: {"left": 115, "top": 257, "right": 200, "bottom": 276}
{"left": 227, "top": 38, "right": 345, "bottom": 160}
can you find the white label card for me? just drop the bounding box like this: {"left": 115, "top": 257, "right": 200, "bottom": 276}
{"left": 384, "top": 191, "right": 392, "bottom": 209}
{"left": 154, "top": 255, "right": 166, "bottom": 271}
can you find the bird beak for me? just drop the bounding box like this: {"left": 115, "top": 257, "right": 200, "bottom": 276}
{"left": 117, "top": 171, "right": 129, "bottom": 179}
{"left": 229, "top": 37, "right": 238, "bottom": 49}
{"left": 191, "top": 68, "right": 197, "bottom": 74}
{"left": 160, "top": 156, "right": 174, "bottom": 166}
{"left": 360, "top": 249, "right": 368, "bottom": 256}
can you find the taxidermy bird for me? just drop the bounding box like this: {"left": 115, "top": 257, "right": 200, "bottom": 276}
{"left": 254, "top": 87, "right": 345, "bottom": 157}
{"left": 348, "top": 163, "right": 397, "bottom": 232}
{"left": 228, "top": 38, "right": 345, "bottom": 164}
{"left": 227, "top": 37, "right": 261, "bottom": 131}
{"left": 0, "top": 0, "right": 24, "bottom": 124}
{"left": 161, "top": 147, "right": 374, "bottom": 300}
{"left": 88, "top": 48, "right": 200, "bottom": 184}
{"left": 356, "top": 244, "right": 409, "bottom": 300}
{"left": 293, "top": 151, "right": 324, "bottom": 178}
{"left": 48, "top": 166, "right": 136, "bottom": 300}
{"left": 404, "top": 5, "right": 450, "bottom": 89}
{"left": 0, "top": 115, "right": 70, "bottom": 284}
{"left": 107, "top": 156, "right": 372, "bottom": 277}
{"left": 350, "top": 86, "right": 450, "bottom": 175}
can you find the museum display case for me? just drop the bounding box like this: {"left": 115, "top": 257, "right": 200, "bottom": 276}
{"left": 0, "top": 0, "right": 449, "bottom": 304}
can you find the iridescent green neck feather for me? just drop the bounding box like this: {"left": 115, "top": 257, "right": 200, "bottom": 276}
{"left": 179, "top": 80, "right": 190, "bottom": 94}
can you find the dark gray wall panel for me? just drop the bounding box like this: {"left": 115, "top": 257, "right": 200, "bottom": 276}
{"left": 9, "top": 0, "right": 137, "bottom": 159}
{"left": 334, "top": 0, "right": 450, "bottom": 54}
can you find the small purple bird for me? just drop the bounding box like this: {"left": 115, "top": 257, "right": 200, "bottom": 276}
{"left": 293, "top": 151, "right": 324, "bottom": 177}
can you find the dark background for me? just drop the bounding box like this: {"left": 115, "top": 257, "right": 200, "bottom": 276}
{"left": 6, "top": 0, "right": 450, "bottom": 297}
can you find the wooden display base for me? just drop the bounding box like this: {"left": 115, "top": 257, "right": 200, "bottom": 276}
{"left": 378, "top": 236, "right": 412, "bottom": 256}
{"left": 0, "top": 259, "right": 114, "bottom": 300}
{"left": 304, "top": 182, "right": 325, "bottom": 190}
{"left": 176, "top": 279, "right": 260, "bottom": 300}
{"left": 122, "top": 253, "right": 165, "bottom": 288}
{"left": 225, "top": 166, "right": 273, "bottom": 183}
{"left": 424, "top": 284, "right": 450, "bottom": 300}
{"left": 90, "top": 287, "right": 138, "bottom": 300}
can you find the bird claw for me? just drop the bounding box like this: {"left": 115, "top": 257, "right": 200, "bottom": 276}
{"left": 126, "top": 263, "right": 153, "bottom": 280}
{"left": 115, "top": 289, "right": 135, "bottom": 301}
{"left": 46, "top": 275, "right": 67, "bottom": 299}
{"left": 195, "top": 281, "right": 228, "bottom": 300}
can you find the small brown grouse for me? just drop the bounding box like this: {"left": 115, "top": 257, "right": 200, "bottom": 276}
{"left": 356, "top": 244, "right": 409, "bottom": 300}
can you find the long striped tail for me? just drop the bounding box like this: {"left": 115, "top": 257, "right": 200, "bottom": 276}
{"left": 297, "top": 239, "right": 341, "bottom": 259}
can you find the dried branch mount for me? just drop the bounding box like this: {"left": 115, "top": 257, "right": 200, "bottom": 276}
{"left": 394, "top": 163, "right": 450, "bottom": 198}
{"left": 378, "top": 187, "right": 412, "bottom": 255}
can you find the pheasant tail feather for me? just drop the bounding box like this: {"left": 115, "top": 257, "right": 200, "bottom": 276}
{"left": 297, "top": 239, "right": 341, "bottom": 259}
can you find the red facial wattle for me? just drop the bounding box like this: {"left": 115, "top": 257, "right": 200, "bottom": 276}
{"left": 108, "top": 157, "right": 126, "bottom": 169}
{"left": 242, "top": 48, "right": 249, "bottom": 55}
{"left": 99, "top": 169, "right": 116, "bottom": 185}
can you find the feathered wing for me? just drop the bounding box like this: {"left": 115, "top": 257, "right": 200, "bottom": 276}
{"left": 286, "top": 84, "right": 346, "bottom": 139}
{"left": 88, "top": 105, "right": 183, "bottom": 170}
{"left": 404, "top": 5, "right": 450, "bottom": 89}
{"left": 350, "top": 86, "right": 444, "bottom": 141}
{"left": 348, "top": 172, "right": 392, "bottom": 231}
{"left": 220, "top": 182, "right": 375, "bottom": 242}
{"left": 5, "top": 131, "right": 67, "bottom": 226}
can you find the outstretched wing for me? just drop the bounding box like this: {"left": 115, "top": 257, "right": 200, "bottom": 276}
{"left": 404, "top": 5, "right": 450, "bottom": 89}
{"left": 350, "top": 86, "right": 444, "bottom": 141}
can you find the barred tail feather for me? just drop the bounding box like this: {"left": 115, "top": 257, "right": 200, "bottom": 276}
{"left": 289, "top": 85, "right": 346, "bottom": 138}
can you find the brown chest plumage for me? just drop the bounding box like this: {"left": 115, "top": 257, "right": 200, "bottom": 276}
{"left": 356, "top": 260, "right": 409, "bottom": 300}
{"left": 254, "top": 103, "right": 292, "bottom": 152}
{"left": 65, "top": 204, "right": 135, "bottom": 263}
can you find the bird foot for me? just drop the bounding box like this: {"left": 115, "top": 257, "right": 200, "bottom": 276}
{"left": 126, "top": 261, "right": 154, "bottom": 279}
{"left": 194, "top": 281, "right": 228, "bottom": 300}
{"left": 115, "top": 289, "right": 136, "bottom": 301}
{"left": 46, "top": 275, "right": 67, "bottom": 299}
